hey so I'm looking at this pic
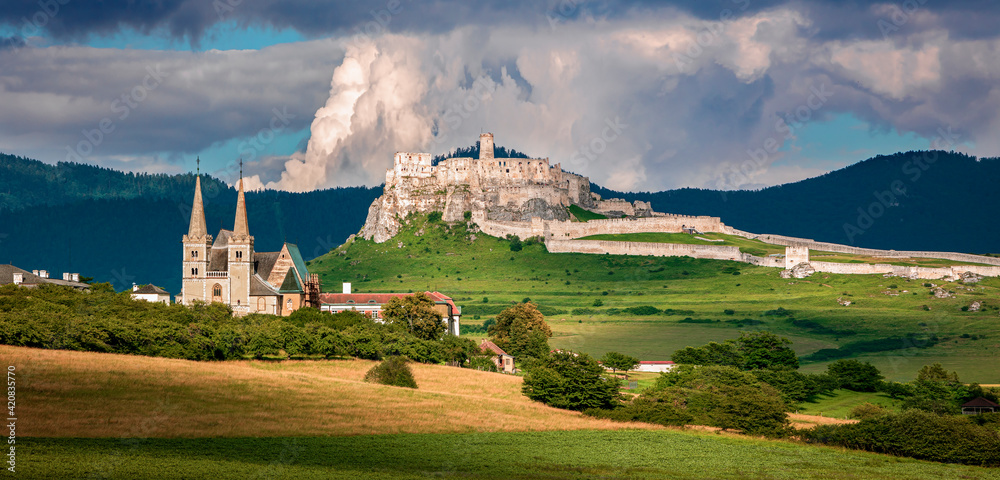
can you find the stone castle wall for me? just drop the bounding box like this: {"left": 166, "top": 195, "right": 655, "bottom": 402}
{"left": 546, "top": 239, "right": 743, "bottom": 261}
{"left": 727, "top": 231, "right": 1000, "bottom": 267}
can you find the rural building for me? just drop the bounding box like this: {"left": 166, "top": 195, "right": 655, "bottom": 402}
{"left": 479, "top": 339, "right": 515, "bottom": 374}
{"left": 635, "top": 361, "right": 676, "bottom": 373}
{"left": 961, "top": 397, "right": 999, "bottom": 415}
{"left": 0, "top": 265, "right": 90, "bottom": 290}
{"left": 318, "top": 283, "right": 461, "bottom": 335}
{"left": 177, "top": 171, "right": 320, "bottom": 315}
{"left": 131, "top": 284, "right": 171, "bottom": 304}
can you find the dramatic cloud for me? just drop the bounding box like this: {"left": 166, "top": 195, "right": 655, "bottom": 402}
{"left": 2, "top": 1, "right": 1000, "bottom": 191}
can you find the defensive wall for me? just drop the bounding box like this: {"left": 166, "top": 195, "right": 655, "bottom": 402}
{"left": 473, "top": 215, "right": 999, "bottom": 279}
{"left": 727, "top": 230, "right": 1000, "bottom": 267}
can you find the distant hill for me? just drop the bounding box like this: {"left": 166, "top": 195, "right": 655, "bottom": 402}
{"left": 592, "top": 151, "right": 1000, "bottom": 254}
{"left": 0, "top": 154, "right": 380, "bottom": 294}
{"left": 2, "top": 149, "right": 998, "bottom": 295}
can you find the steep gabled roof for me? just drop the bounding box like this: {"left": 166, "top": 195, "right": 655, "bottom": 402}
{"left": 209, "top": 229, "right": 233, "bottom": 272}
{"left": 254, "top": 251, "right": 280, "bottom": 279}
{"left": 284, "top": 243, "right": 310, "bottom": 279}
{"left": 278, "top": 269, "right": 303, "bottom": 293}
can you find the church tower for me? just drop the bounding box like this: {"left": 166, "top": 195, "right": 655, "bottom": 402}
{"left": 181, "top": 159, "right": 212, "bottom": 304}
{"left": 228, "top": 174, "right": 254, "bottom": 313}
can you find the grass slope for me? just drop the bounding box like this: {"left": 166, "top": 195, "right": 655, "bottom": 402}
{"left": 12, "top": 346, "right": 1000, "bottom": 479}
{"left": 26, "top": 432, "right": 1000, "bottom": 480}
{"left": 6, "top": 345, "right": 635, "bottom": 438}
{"left": 309, "top": 215, "right": 1000, "bottom": 382}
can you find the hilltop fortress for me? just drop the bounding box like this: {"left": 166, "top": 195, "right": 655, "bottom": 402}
{"left": 361, "top": 133, "right": 655, "bottom": 243}
{"left": 360, "top": 134, "right": 1000, "bottom": 281}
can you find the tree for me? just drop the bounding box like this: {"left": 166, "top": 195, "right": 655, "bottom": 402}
{"left": 827, "top": 359, "right": 884, "bottom": 392}
{"left": 488, "top": 302, "right": 552, "bottom": 359}
{"left": 364, "top": 356, "right": 417, "bottom": 388}
{"left": 506, "top": 234, "right": 522, "bottom": 252}
{"left": 601, "top": 351, "right": 639, "bottom": 377}
{"left": 917, "top": 363, "right": 959, "bottom": 383}
{"left": 522, "top": 351, "right": 622, "bottom": 410}
{"left": 736, "top": 331, "right": 798, "bottom": 370}
{"left": 382, "top": 293, "right": 446, "bottom": 341}
{"left": 671, "top": 341, "right": 743, "bottom": 367}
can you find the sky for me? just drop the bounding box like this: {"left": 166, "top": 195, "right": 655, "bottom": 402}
{"left": 1, "top": 0, "right": 997, "bottom": 193}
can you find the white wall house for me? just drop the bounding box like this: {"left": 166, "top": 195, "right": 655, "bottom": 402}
{"left": 635, "top": 361, "right": 676, "bottom": 373}
{"left": 131, "top": 284, "right": 171, "bottom": 305}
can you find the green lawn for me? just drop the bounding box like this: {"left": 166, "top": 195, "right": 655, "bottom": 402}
{"left": 795, "top": 389, "right": 904, "bottom": 418}
{"left": 809, "top": 251, "right": 995, "bottom": 267}
{"left": 23, "top": 431, "right": 1000, "bottom": 479}
{"left": 309, "top": 214, "right": 1000, "bottom": 383}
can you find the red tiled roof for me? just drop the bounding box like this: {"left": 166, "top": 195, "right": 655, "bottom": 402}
{"left": 319, "top": 293, "right": 410, "bottom": 305}
{"left": 640, "top": 361, "right": 676, "bottom": 365}
{"left": 480, "top": 339, "right": 510, "bottom": 357}
{"left": 962, "top": 397, "right": 1000, "bottom": 408}
{"left": 320, "top": 291, "right": 459, "bottom": 312}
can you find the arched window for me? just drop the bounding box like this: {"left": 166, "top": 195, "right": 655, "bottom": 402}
{"left": 212, "top": 284, "right": 222, "bottom": 302}
{"left": 236, "top": 251, "right": 242, "bottom": 259}
{"left": 257, "top": 297, "right": 265, "bottom": 311}
{"left": 286, "top": 298, "right": 292, "bottom": 310}
{"left": 192, "top": 250, "right": 198, "bottom": 258}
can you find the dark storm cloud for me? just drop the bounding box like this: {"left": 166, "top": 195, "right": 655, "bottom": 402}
{"left": 5, "top": 0, "right": 998, "bottom": 44}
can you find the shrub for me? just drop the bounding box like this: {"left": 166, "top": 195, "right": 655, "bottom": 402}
{"left": 848, "top": 402, "right": 886, "bottom": 420}
{"left": 723, "top": 309, "right": 735, "bottom": 315}
{"left": 801, "top": 410, "right": 1000, "bottom": 466}
{"left": 592, "top": 299, "right": 604, "bottom": 307}
{"left": 427, "top": 211, "right": 443, "bottom": 223}
{"left": 364, "top": 356, "right": 418, "bottom": 388}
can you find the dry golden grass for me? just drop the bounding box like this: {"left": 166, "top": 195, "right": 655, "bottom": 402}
{"left": 2, "top": 346, "right": 658, "bottom": 438}
{"left": 788, "top": 413, "right": 859, "bottom": 429}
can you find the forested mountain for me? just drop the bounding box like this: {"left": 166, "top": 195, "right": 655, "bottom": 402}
{"left": 592, "top": 151, "right": 1000, "bottom": 254}
{"left": 1, "top": 155, "right": 380, "bottom": 294}
{"left": 2, "top": 149, "right": 998, "bottom": 296}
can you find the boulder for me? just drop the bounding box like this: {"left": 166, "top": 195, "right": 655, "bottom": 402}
{"left": 960, "top": 271, "right": 983, "bottom": 284}
{"left": 782, "top": 262, "right": 815, "bottom": 279}
{"left": 933, "top": 287, "right": 954, "bottom": 299}
{"left": 969, "top": 301, "right": 982, "bottom": 312}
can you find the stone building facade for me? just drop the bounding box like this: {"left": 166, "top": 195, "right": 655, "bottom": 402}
{"left": 178, "top": 175, "right": 316, "bottom": 316}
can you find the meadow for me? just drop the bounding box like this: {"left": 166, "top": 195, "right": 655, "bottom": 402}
{"left": 11, "top": 346, "right": 1000, "bottom": 480}
{"left": 308, "top": 215, "right": 1000, "bottom": 382}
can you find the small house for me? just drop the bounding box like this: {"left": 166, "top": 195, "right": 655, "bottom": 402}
{"left": 131, "top": 284, "right": 171, "bottom": 304}
{"left": 479, "top": 339, "right": 515, "bottom": 374}
{"left": 635, "top": 361, "right": 676, "bottom": 373}
{"left": 961, "top": 397, "right": 999, "bottom": 415}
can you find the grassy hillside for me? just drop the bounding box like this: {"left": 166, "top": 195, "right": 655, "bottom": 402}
{"left": 6, "top": 345, "right": 630, "bottom": 438}
{"left": 308, "top": 214, "right": 1000, "bottom": 382}
{"left": 13, "top": 346, "right": 1000, "bottom": 479}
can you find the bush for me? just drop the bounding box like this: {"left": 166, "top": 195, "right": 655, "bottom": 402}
{"left": 364, "top": 356, "right": 418, "bottom": 388}
{"left": 801, "top": 410, "right": 1000, "bottom": 466}
{"left": 723, "top": 309, "right": 735, "bottom": 315}
{"left": 522, "top": 351, "right": 622, "bottom": 411}
{"left": 848, "top": 402, "right": 886, "bottom": 420}
{"left": 427, "top": 211, "right": 443, "bottom": 223}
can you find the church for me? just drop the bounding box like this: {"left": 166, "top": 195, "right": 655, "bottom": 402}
{"left": 178, "top": 171, "right": 318, "bottom": 315}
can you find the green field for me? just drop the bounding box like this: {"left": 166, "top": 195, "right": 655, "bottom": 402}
{"left": 309, "top": 215, "right": 1000, "bottom": 383}
{"left": 795, "top": 389, "right": 904, "bottom": 418}
{"left": 24, "top": 431, "right": 1000, "bottom": 480}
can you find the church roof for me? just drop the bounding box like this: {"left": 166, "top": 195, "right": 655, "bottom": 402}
{"left": 278, "top": 269, "right": 303, "bottom": 293}
{"left": 250, "top": 273, "right": 280, "bottom": 297}
{"left": 232, "top": 178, "right": 250, "bottom": 240}
{"left": 209, "top": 230, "right": 233, "bottom": 271}
{"left": 254, "top": 251, "right": 279, "bottom": 279}
{"left": 284, "top": 243, "right": 310, "bottom": 279}
{"left": 186, "top": 175, "right": 208, "bottom": 240}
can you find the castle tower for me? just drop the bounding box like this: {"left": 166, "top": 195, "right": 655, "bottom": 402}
{"left": 479, "top": 132, "right": 494, "bottom": 160}
{"left": 228, "top": 177, "right": 254, "bottom": 312}
{"left": 181, "top": 166, "right": 212, "bottom": 305}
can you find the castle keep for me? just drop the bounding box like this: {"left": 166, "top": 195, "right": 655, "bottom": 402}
{"left": 179, "top": 174, "right": 318, "bottom": 315}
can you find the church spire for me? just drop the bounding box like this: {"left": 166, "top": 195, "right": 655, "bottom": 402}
{"left": 187, "top": 157, "right": 208, "bottom": 240}
{"left": 233, "top": 158, "right": 249, "bottom": 239}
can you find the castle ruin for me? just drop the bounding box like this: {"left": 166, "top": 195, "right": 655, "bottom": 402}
{"left": 361, "top": 133, "right": 652, "bottom": 243}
